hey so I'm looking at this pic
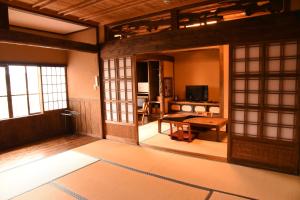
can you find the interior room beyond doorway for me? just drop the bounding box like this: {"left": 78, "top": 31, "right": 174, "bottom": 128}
{"left": 137, "top": 45, "right": 229, "bottom": 160}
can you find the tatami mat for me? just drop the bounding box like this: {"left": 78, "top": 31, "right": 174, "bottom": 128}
{"left": 138, "top": 121, "right": 170, "bottom": 142}
{"left": 209, "top": 192, "right": 249, "bottom": 200}
{"left": 0, "top": 151, "right": 98, "bottom": 200}
{"left": 55, "top": 161, "right": 209, "bottom": 200}
{"left": 73, "top": 140, "right": 300, "bottom": 200}
{"left": 13, "top": 184, "right": 76, "bottom": 200}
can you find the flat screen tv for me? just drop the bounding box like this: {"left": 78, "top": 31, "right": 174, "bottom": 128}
{"left": 186, "top": 85, "right": 208, "bottom": 102}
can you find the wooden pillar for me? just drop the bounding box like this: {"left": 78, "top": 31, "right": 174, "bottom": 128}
{"left": 96, "top": 26, "right": 105, "bottom": 139}
{"left": 171, "top": 9, "right": 179, "bottom": 30}
{"left": 0, "top": 3, "right": 9, "bottom": 29}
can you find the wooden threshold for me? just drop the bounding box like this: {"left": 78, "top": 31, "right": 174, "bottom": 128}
{"left": 140, "top": 142, "right": 227, "bottom": 163}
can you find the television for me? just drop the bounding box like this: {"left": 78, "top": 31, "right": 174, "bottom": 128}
{"left": 186, "top": 85, "right": 208, "bottom": 102}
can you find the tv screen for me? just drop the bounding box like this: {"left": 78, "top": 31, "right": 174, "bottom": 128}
{"left": 186, "top": 85, "right": 208, "bottom": 102}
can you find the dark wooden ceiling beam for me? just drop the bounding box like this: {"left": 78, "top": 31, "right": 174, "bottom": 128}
{"left": 0, "top": 3, "right": 9, "bottom": 29}
{"left": 0, "top": 29, "right": 98, "bottom": 53}
{"left": 101, "top": 11, "right": 300, "bottom": 58}
{"left": 0, "top": 0, "right": 99, "bottom": 27}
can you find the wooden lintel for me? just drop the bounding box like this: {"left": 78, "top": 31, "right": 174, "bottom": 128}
{"left": 101, "top": 11, "right": 300, "bottom": 58}
{"left": 136, "top": 54, "right": 174, "bottom": 62}
{"left": 0, "top": 3, "right": 9, "bottom": 29}
{"left": 0, "top": 29, "right": 98, "bottom": 53}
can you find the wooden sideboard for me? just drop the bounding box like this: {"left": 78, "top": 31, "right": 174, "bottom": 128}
{"left": 168, "top": 101, "right": 220, "bottom": 114}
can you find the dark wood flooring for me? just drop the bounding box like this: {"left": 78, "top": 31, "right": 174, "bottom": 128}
{"left": 0, "top": 134, "right": 99, "bottom": 172}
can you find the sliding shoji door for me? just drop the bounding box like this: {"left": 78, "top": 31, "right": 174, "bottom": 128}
{"left": 103, "top": 57, "right": 138, "bottom": 144}
{"left": 229, "top": 41, "right": 300, "bottom": 174}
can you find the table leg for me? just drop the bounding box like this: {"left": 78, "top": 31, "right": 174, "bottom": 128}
{"left": 158, "top": 119, "right": 162, "bottom": 133}
{"left": 216, "top": 127, "right": 220, "bottom": 142}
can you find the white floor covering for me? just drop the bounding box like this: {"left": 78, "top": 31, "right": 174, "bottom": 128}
{"left": 0, "top": 151, "right": 98, "bottom": 200}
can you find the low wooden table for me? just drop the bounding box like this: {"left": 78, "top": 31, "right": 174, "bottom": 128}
{"left": 158, "top": 113, "right": 202, "bottom": 133}
{"left": 183, "top": 117, "right": 228, "bottom": 142}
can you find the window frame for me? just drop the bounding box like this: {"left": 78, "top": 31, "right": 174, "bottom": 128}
{"left": 0, "top": 63, "right": 68, "bottom": 120}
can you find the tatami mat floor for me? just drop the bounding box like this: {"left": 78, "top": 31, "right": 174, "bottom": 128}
{"left": 1, "top": 139, "right": 300, "bottom": 200}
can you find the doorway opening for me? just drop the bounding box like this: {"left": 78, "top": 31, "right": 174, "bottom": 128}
{"left": 136, "top": 45, "right": 229, "bottom": 161}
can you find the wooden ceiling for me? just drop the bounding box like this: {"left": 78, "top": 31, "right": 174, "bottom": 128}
{"left": 4, "top": 0, "right": 210, "bottom": 25}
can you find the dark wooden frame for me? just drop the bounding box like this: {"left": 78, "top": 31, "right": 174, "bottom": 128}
{"left": 228, "top": 40, "right": 300, "bottom": 174}
{"left": 102, "top": 11, "right": 300, "bottom": 58}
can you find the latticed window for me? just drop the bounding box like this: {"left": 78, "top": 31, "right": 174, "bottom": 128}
{"left": 0, "top": 64, "right": 67, "bottom": 120}
{"left": 231, "top": 41, "right": 299, "bottom": 142}
{"left": 103, "top": 57, "right": 134, "bottom": 123}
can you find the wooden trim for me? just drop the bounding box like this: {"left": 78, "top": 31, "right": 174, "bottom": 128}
{"left": 102, "top": 12, "right": 300, "bottom": 58}
{"left": 0, "top": 0, "right": 98, "bottom": 27}
{"left": 227, "top": 44, "right": 234, "bottom": 162}
{"left": 106, "top": 135, "right": 137, "bottom": 145}
{"left": 219, "top": 46, "right": 225, "bottom": 118}
{"left": 132, "top": 56, "right": 139, "bottom": 145}
{"left": 4, "top": 66, "right": 13, "bottom": 118}
{"left": 0, "top": 62, "right": 67, "bottom": 67}
{"left": 136, "top": 54, "right": 175, "bottom": 62}
{"left": 0, "top": 3, "right": 9, "bottom": 29}
{"left": 140, "top": 143, "right": 227, "bottom": 162}
{"left": 0, "top": 29, "right": 98, "bottom": 53}
{"left": 24, "top": 67, "right": 31, "bottom": 114}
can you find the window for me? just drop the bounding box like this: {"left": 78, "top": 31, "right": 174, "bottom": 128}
{"left": 0, "top": 66, "right": 9, "bottom": 120}
{"left": 0, "top": 64, "right": 67, "bottom": 120}
{"left": 41, "top": 67, "right": 67, "bottom": 111}
{"left": 9, "top": 65, "right": 29, "bottom": 117}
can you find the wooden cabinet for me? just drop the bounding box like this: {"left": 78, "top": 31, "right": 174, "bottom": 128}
{"left": 169, "top": 101, "right": 220, "bottom": 114}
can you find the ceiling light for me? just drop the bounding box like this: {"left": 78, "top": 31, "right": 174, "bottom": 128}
{"left": 114, "top": 34, "right": 122, "bottom": 38}
{"left": 186, "top": 23, "right": 201, "bottom": 28}
{"left": 206, "top": 20, "right": 217, "bottom": 25}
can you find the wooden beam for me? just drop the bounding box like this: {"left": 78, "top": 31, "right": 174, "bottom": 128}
{"left": 101, "top": 11, "right": 300, "bottom": 58}
{"left": 170, "top": 9, "right": 179, "bottom": 30}
{"left": 0, "top": 3, "right": 9, "bottom": 29}
{"left": 0, "top": 0, "right": 98, "bottom": 28}
{"left": 0, "top": 29, "right": 98, "bottom": 53}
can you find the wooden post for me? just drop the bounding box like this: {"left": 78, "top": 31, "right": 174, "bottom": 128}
{"left": 96, "top": 26, "right": 105, "bottom": 139}
{"left": 0, "top": 3, "right": 9, "bottom": 29}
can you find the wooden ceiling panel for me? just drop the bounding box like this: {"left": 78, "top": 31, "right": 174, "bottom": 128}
{"left": 3, "top": 0, "right": 279, "bottom": 30}
{"left": 6, "top": 0, "right": 209, "bottom": 25}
